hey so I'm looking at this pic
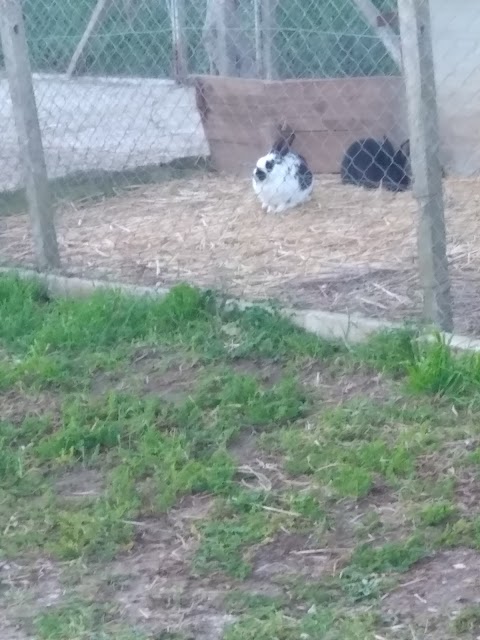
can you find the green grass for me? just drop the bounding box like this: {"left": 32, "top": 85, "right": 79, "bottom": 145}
{"left": 2, "top": 274, "right": 480, "bottom": 639}
{"left": 33, "top": 599, "right": 146, "bottom": 639}
{"left": 223, "top": 607, "right": 380, "bottom": 640}
{"left": 417, "top": 500, "right": 459, "bottom": 527}
{"left": 451, "top": 606, "right": 480, "bottom": 635}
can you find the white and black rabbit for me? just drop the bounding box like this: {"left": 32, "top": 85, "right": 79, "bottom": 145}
{"left": 252, "top": 124, "right": 314, "bottom": 213}
{"left": 340, "top": 136, "right": 411, "bottom": 192}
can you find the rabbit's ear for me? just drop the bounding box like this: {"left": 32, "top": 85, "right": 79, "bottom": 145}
{"left": 271, "top": 122, "right": 295, "bottom": 156}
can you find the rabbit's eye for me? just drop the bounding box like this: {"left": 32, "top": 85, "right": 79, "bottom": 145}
{"left": 265, "top": 160, "right": 274, "bottom": 171}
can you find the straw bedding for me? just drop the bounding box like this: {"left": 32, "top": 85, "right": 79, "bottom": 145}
{"left": 1, "top": 173, "right": 480, "bottom": 336}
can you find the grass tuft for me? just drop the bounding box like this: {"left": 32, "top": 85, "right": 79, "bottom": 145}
{"left": 350, "top": 536, "right": 428, "bottom": 573}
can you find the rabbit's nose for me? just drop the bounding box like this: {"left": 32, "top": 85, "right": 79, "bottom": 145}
{"left": 254, "top": 168, "right": 267, "bottom": 181}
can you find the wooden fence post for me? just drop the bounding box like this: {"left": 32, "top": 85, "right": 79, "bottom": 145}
{"left": 167, "top": 0, "right": 189, "bottom": 83}
{"left": 254, "top": 0, "right": 276, "bottom": 79}
{"left": 261, "top": 0, "right": 276, "bottom": 80}
{"left": 0, "top": 0, "right": 60, "bottom": 270}
{"left": 254, "top": 0, "right": 263, "bottom": 77}
{"left": 397, "top": 0, "right": 452, "bottom": 331}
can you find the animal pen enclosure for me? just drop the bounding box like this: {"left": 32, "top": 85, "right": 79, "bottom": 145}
{"left": 1, "top": 0, "right": 479, "bottom": 336}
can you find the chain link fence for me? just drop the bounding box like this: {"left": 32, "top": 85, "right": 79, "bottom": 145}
{"left": 17, "top": 0, "right": 398, "bottom": 78}
{"left": 1, "top": 0, "right": 479, "bottom": 336}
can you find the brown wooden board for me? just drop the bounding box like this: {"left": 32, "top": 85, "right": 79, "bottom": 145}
{"left": 193, "top": 75, "right": 406, "bottom": 174}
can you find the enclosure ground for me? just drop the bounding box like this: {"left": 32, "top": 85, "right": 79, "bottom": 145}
{"left": 2, "top": 172, "right": 480, "bottom": 336}
{"left": 3, "top": 275, "right": 480, "bottom": 639}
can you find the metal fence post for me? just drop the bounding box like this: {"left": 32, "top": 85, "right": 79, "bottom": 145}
{"left": 0, "top": 0, "right": 60, "bottom": 270}
{"left": 398, "top": 0, "right": 452, "bottom": 331}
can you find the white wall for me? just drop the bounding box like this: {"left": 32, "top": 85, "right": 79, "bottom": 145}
{"left": 430, "top": 0, "right": 480, "bottom": 175}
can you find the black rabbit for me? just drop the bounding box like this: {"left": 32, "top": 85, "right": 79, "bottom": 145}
{"left": 340, "top": 136, "right": 411, "bottom": 192}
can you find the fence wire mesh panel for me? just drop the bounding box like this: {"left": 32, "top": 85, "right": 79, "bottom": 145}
{"left": 0, "top": 0, "right": 479, "bottom": 335}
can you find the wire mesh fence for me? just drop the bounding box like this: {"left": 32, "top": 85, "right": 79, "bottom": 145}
{"left": 15, "top": 0, "right": 398, "bottom": 78}
{"left": 1, "top": 0, "right": 479, "bottom": 336}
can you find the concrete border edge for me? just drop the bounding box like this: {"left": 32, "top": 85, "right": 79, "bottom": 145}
{"left": 2, "top": 266, "right": 480, "bottom": 353}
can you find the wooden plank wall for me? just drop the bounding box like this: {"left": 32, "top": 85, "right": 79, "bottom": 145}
{"left": 193, "top": 75, "right": 407, "bottom": 174}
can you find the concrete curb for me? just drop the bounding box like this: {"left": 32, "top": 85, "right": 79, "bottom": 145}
{"left": 2, "top": 266, "right": 480, "bottom": 353}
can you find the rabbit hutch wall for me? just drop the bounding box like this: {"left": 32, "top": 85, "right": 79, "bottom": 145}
{"left": 195, "top": 75, "right": 407, "bottom": 175}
